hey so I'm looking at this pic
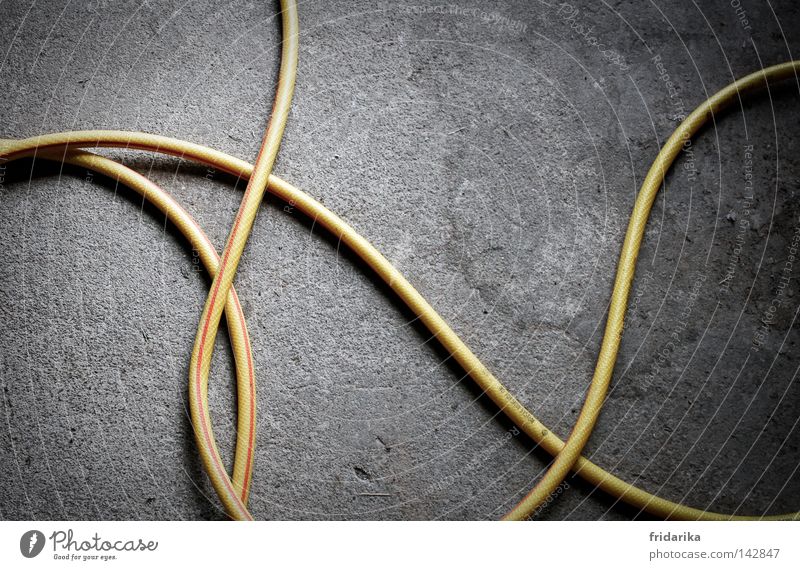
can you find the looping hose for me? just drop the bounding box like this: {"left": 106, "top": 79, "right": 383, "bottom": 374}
{"left": 183, "top": 0, "right": 298, "bottom": 522}
{"left": 1, "top": 0, "right": 798, "bottom": 521}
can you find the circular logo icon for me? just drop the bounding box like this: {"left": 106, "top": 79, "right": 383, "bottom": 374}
{"left": 20, "top": 530, "right": 45, "bottom": 558}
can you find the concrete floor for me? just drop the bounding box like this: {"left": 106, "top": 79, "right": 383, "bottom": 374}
{"left": 1, "top": 0, "right": 799, "bottom": 520}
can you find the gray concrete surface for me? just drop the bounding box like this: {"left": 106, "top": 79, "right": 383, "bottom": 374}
{"left": 1, "top": 0, "right": 799, "bottom": 520}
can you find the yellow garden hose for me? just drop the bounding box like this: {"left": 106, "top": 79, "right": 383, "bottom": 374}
{"left": 182, "top": 0, "right": 298, "bottom": 521}
{"left": 1, "top": 2, "right": 798, "bottom": 521}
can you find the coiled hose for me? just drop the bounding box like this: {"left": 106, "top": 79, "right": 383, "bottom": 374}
{"left": 0, "top": 0, "right": 798, "bottom": 521}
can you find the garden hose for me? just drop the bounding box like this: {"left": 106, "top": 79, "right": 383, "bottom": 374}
{"left": 1, "top": 1, "right": 798, "bottom": 522}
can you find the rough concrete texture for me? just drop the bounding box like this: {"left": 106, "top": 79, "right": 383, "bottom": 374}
{"left": 1, "top": 0, "right": 799, "bottom": 520}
